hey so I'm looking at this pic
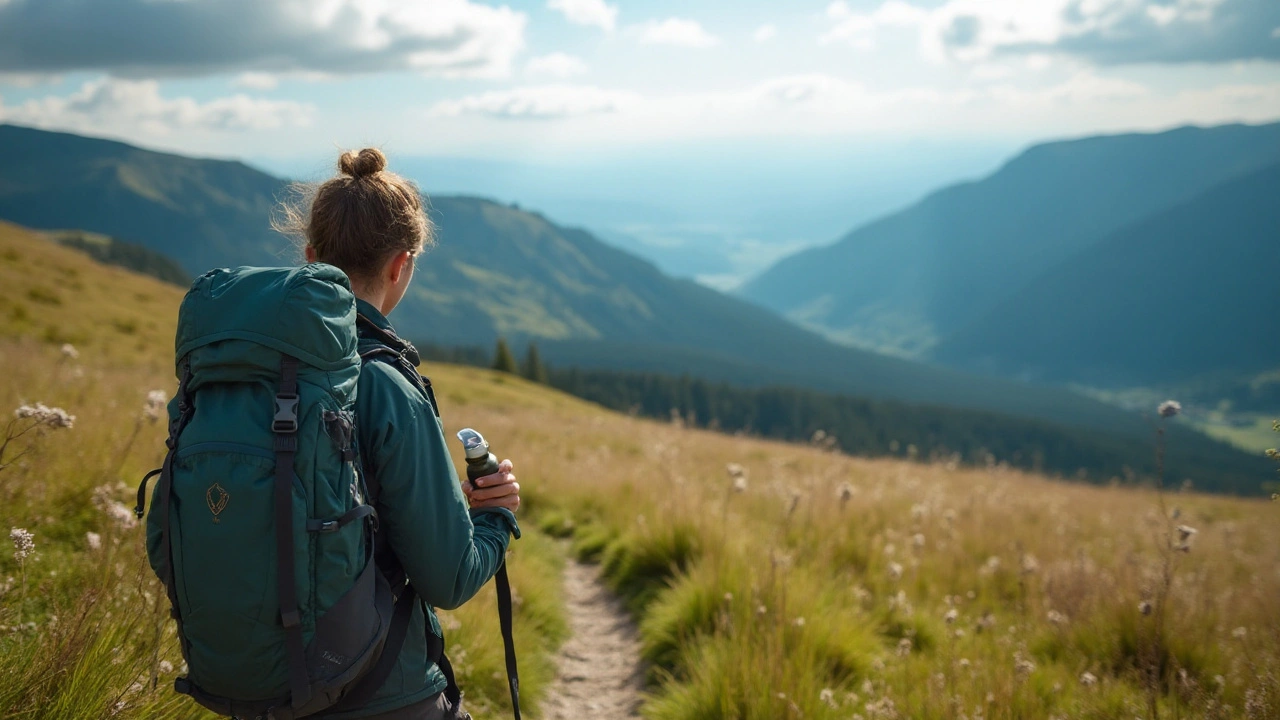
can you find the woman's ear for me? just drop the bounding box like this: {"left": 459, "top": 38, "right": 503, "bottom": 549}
{"left": 304, "top": 246, "right": 317, "bottom": 263}
{"left": 387, "top": 250, "right": 412, "bottom": 286}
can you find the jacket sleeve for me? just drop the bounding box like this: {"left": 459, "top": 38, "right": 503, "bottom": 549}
{"left": 360, "top": 363, "right": 519, "bottom": 610}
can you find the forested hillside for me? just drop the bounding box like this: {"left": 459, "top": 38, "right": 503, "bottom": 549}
{"left": 543, "top": 367, "right": 1271, "bottom": 495}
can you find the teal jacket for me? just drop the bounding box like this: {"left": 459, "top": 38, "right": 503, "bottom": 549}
{"left": 321, "top": 299, "right": 520, "bottom": 718}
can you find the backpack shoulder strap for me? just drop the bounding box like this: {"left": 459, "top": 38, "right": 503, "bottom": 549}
{"left": 356, "top": 314, "right": 440, "bottom": 419}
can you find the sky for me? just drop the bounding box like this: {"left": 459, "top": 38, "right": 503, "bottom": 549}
{"left": 1, "top": 0, "right": 1278, "bottom": 285}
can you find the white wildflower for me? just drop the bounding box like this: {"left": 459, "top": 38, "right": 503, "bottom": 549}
{"left": 92, "top": 485, "right": 138, "bottom": 529}
{"left": 144, "top": 390, "right": 168, "bottom": 422}
{"left": 837, "top": 482, "right": 856, "bottom": 503}
{"left": 60, "top": 344, "right": 79, "bottom": 360}
{"left": 1080, "top": 672, "right": 1098, "bottom": 686}
{"left": 912, "top": 533, "right": 925, "bottom": 549}
{"left": 1014, "top": 654, "right": 1036, "bottom": 678}
{"left": 10, "top": 528, "right": 34, "bottom": 562}
{"left": 819, "top": 688, "right": 837, "bottom": 708}
{"left": 13, "top": 403, "right": 75, "bottom": 429}
{"left": 1232, "top": 626, "right": 1247, "bottom": 639}
{"left": 159, "top": 660, "right": 174, "bottom": 674}
{"left": 86, "top": 532, "right": 102, "bottom": 551}
{"left": 1020, "top": 554, "right": 1039, "bottom": 574}
{"left": 1046, "top": 610, "right": 1068, "bottom": 625}
{"left": 1175, "top": 524, "right": 1197, "bottom": 551}
{"left": 888, "top": 562, "right": 903, "bottom": 580}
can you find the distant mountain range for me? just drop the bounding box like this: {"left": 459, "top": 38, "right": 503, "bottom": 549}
{"left": 0, "top": 122, "right": 1263, "bottom": 444}
{"left": 739, "top": 122, "right": 1280, "bottom": 390}
{"left": 933, "top": 160, "right": 1280, "bottom": 387}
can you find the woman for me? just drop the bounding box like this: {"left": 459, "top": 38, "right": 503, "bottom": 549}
{"left": 281, "top": 147, "right": 522, "bottom": 720}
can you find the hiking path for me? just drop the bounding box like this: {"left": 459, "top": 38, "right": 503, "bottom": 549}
{"left": 539, "top": 556, "right": 645, "bottom": 719}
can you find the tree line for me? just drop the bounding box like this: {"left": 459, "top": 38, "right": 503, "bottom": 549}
{"left": 414, "top": 338, "right": 1270, "bottom": 495}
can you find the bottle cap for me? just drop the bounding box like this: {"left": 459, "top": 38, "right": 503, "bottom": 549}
{"left": 456, "top": 428, "right": 490, "bottom": 460}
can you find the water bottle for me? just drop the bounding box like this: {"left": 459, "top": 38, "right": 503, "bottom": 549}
{"left": 456, "top": 428, "right": 501, "bottom": 488}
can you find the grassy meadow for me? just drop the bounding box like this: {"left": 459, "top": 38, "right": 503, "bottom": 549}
{"left": 2, "top": 223, "right": 1279, "bottom": 719}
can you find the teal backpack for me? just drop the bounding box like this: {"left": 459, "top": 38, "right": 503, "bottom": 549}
{"left": 136, "top": 265, "right": 416, "bottom": 719}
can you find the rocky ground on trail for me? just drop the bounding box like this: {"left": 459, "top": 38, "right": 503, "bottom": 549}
{"left": 540, "top": 558, "right": 645, "bottom": 719}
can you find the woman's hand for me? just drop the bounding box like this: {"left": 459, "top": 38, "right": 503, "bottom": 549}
{"left": 464, "top": 458, "right": 520, "bottom": 513}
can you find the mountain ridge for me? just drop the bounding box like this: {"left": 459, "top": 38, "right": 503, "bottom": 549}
{"left": 739, "top": 121, "right": 1280, "bottom": 357}
{"left": 933, "top": 159, "right": 1280, "bottom": 387}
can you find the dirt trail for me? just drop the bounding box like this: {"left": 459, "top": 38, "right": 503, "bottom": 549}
{"left": 539, "top": 557, "right": 645, "bottom": 719}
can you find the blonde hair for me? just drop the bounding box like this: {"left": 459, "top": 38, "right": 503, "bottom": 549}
{"left": 275, "top": 148, "right": 433, "bottom": 283}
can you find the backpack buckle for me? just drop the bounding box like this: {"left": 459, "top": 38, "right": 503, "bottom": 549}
{"left": 273, "top": 394, "right": 299, "bottom": 434}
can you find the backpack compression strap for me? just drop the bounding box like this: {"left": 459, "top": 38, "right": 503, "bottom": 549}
{"left": 274, "top": 355, "right": 312, "bottom": 712}
{"left": 135, "top": 359, "right": 196, "bottom": 662}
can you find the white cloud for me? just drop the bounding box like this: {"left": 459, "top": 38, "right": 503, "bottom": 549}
{"left": 234, "top": 72, "right": 279, "bottom": 90}
{"left": 547, "top": 0, "right": 618, "bottom": 32}
{"left": 428, "top": 85, "right": 640, "bottom": 119}
{"left": 0, "top": 78, "right": 314, "bottom": 135}
{"left": 819, "top": 0, "right": 1280, "bottom": 64}
{"left": 822, "top": 0, "right": 927, "bottom": 49}
{"left": 525, "top": 52, "right": 589, "bottom": 78}
{"left": 754, "top": 24, "right": 777, "bottom": 42}
{"left": 0, "top": 0, "right": 527, "bottom": 79}
{"left": 638, "top": 18, "right": 719, "bottom": 48}
{"left": 409, "top": 68, "right": 1280, "bottom": 157}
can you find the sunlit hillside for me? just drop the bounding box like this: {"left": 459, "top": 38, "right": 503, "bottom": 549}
{"left": 1, "top": 227, "right": 1276, "bottom": 719}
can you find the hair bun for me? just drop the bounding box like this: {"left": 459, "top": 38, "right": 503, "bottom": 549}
{"left": 339, "top": 148, "right": 387, "bottom": 179}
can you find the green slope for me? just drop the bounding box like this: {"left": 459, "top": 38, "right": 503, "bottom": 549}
{"left": 740, "top": 122, "right": 1280, "bottom": 357}
{"left": 933, "top": 161, "right": 1280, "bottom": 387}
{"left": 0, "top": 123, "right": 1235, "bottom": 439}
{"left": 47, "top": 229, "right": 191, "bottom": 286}
{"left": 0, "top": 123, "right": 289, "bottom": 274}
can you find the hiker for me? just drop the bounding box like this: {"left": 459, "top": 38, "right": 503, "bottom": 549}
{"left": 141, "top": 146, "right": 520, "bottom": 720}
{"left": 294, "top": 147, "right": 523, "bottom": 719}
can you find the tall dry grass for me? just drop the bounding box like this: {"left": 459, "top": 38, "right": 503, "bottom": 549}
{"left": 446, "top": 372, "right": 1280, "bottom": 720}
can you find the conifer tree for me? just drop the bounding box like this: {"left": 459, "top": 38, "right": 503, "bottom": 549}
{"left": 491, "top": 337, "right": 517, "bottom": 374}
{"left": 522, "top": 342, "right": 549, "bottom": 384}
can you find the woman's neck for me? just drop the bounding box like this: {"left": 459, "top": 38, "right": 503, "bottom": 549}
{"left": 352, "top": 282, "right": 391, "bottom": 317}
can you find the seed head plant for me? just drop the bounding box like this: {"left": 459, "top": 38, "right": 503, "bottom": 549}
{"left": 9, "top": 527, "right": 33, "bottom": 627}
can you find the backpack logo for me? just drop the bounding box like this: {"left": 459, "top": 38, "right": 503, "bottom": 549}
{"left": 206, "top": 483, "right": 230, "bottom": 522}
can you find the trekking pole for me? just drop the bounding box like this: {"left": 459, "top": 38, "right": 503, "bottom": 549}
{"left": 456, "top": 429, "right": 521, "bottom": 720}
